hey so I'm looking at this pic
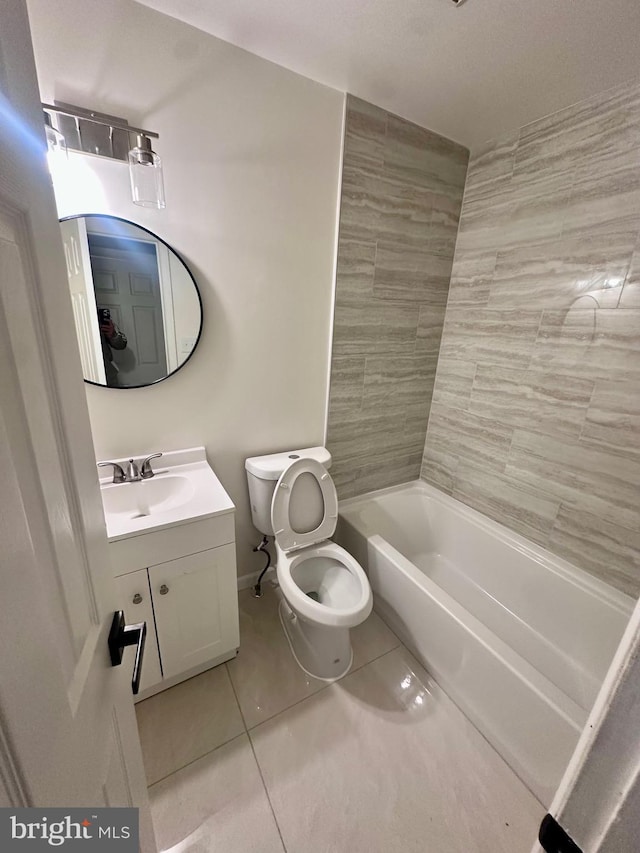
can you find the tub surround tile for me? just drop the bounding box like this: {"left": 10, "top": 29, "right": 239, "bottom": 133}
{"left": 149, "top": 734, "right": 285, "bottom": 853}
{"left": 506, "top": 430, "right": 640, "bottom": 532}
{"left": 333, "top": 239, "right": 376, "bottom": 303}
{"left": 562, "top": 166, "right": 640, "bottom": 240}
{"left": 422, "top": 79, "right": 640, "bottom": 596}
{"left": 469, "top": 366, "right": 595, "bottom": 438}
{"left": 415, "top": 303, "right": 447, "bottom": 354}
{"left": 250, "top": 647, "right": 543, "bottom": 853}
{"left": 452, "top": 465, "right": 560, "bottom": 548}
{"left": 548, "top": 505, "right": 640, "bottom": 599}
{"left": 463, "top": 132, "right": 518, "bottom": 203}
{"left": 336, "top": 450, "right": 425, "bottom": 499}
{"left": 581, "top": 379, "right": 640, "bottom": 458}
{"left": 430, "top": 357, "right": 477, "bottom": 410}
{"left": 360, "top": 353, "right": 438, "bottom": 413}
{"left": 373, "top": 242, "right": 453, "bottom": 303}
{"left": 326, "top": 355, "right": 365, "bottom": 415}
{"left": 421, "top": 445, "right": 459, "bottom": 495}
{"left": 332, "top": 299, "right": 419, "bottom": 356}
{"left": 488, "top": 234, "right": 635, "bottom": 312}
{"left": 384, "top": 114, "right": 469, "bottom": 195}
{"left": 135, "top": 665, "right": 244, "bottom": 786}
{"left": 329, "top": 96, "right": 468, "bottom": 500}
{"left": 531, "top": 309, "right": 640, "bottom": 380}
{"left": 514, "top": 81, "right": 640, "bottom": 181}
{"left": 620, "top": 241, "right": 640, "bottom": 308}
{"left": 438, "top": 308, "right": 542, "bottom": 369}
{"left": 427, "top": 403, "right": 513, "bottom": 475}
{"left": 343, "top": 96, "right": 386, "bottom": 169}
{"left": 446, "top": 249, "right": 496, "bottom": 307}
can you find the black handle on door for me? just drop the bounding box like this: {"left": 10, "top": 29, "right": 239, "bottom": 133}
{"left": 108, "top": 610, "right": 147, "bottom": 695}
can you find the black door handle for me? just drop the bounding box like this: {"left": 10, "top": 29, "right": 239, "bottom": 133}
{"left": 108, "top": 610, "right": 147, "bottom": 695}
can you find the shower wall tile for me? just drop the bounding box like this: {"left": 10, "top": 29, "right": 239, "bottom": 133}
{"left": 426, "top": 403, "right": 513, "bottom": 475}
{"left": 451, "top": 466, "right": 560, "bottom": 548}
{"left": 619, "top": 236, "right": 640, "bottom": 308}
{"left": 581, "top": 380, "right": 640, "bottom": 459}
{"left": 373, "top": 243, "right": 453, "bottom": 302}
{"left": 327, "top": 96, "right": 468, "bottom": 499}
{"left": 430, "top": 357, "right": 476, "bottom": 410}
{"left": 422, "top": 78, "right": 640, "bottom": 598}
{"left": 548, "top": 506, "right": 640, "bottom": 599}
{"left": 437, "top": 307, "right": 541, "bottom": 368}
{"left": 468, "top": 366, "right": 594, "bottom": 438}
{"left": 415, "top": 304, "right": 447, "bottom": 354}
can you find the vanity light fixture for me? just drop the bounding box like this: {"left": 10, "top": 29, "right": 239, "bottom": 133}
{"left": 42, "top": 102, "right": 165, "bottom": 209}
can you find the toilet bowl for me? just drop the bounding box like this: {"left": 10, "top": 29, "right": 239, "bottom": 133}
{"left": 245, "top": 450, "right": 372, "bottom": 681}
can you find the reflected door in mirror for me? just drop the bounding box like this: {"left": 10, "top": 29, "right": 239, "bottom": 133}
{"left": 60, "top": 215, "right": 203, "bottom": 388}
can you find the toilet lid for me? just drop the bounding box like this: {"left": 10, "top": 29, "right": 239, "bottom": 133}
{"left": 271, "top": 458, "right": 338, "bottom": 553}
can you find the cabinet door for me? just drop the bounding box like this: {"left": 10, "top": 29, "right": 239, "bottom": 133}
{"left": 114, "top": 569, "right": 163, "bottom": 697}
{"left": 150, "top": 544, "right": 239, "bottom": 680}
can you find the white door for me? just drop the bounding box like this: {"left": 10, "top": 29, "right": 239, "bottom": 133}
{"left": 534, "top": 595, "right": 640, "bottom": 853}
{"left": 0, "top": 3, "right": 154, "bottom": 849}
{"left": 60, "top": 217, "right": 106, "bottom": 385}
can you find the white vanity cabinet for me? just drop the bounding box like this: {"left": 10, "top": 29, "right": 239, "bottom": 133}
{"left": 112, "top": 536, "right": 239, "bottom": 702}
{"left": 149, "top": 544, "right": 237, "bottom": 679}
{"left": 99, "top": 448, "right": 240, "bottom": 702}
{"left": 114, "top": 569, "right": 163, "bottom": 695}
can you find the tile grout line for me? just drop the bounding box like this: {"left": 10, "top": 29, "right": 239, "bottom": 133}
{"left": 145, "top": 623, "right": 401, "bottom": 791}
{"left": 146, "top": 730, "right": 248, "bottom": 791}
{"left": 225, "top": 662, "right": 289, "bottom": 852}
{"left": 247, "top": 732, "right": 288, "bottom": 853}
{"left": 243, "top": 636, "right": 403, "bottom": 734}
{"left": 225, "top": 661, "right": 250, "bottom": 734}
{"left": 145, "top": 665, "right": 248, "bottom": 790}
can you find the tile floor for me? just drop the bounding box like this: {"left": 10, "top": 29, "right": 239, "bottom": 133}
{"left": 137, "top": 584, "right": 544, "bottom": 852}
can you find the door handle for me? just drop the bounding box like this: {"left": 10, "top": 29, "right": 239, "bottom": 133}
{"left": 108, "top": 610, "right": 147, "bottom": 696}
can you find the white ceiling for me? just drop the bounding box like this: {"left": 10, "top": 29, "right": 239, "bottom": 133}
{"left": 136, "top": 0, "right": 640, "bottom": 148}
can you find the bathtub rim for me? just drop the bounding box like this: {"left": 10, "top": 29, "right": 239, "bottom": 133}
{"left": 338, "top": 479, "right": 634, "bottom": 618}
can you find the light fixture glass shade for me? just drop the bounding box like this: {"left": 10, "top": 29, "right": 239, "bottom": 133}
{"left": 44, "top": 113, "right": 67, "bottom": 158}
{"left": 128, "top": 134, "right": 165, "bottom": 209}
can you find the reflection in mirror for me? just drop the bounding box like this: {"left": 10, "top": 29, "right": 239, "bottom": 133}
{"left": 60, "top": 215, "right": 202, "bottom": 388}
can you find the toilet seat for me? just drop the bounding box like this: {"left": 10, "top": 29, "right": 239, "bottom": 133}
{"left": 271, "top": 458, "right": 338, "bottom": 553}
{"left": 277, "top": 540, "right": 372, "bottom": 628}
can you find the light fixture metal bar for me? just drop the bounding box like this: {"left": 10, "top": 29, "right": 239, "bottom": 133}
{"left": 42, "top": 102, "right": 159, "bottom": 140}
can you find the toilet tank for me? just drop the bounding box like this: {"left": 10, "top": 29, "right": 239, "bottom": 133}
{"left": 245, "top": 446, "right": 332, "bottom": 536}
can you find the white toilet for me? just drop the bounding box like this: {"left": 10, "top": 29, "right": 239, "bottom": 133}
{"left": 245, "top": 447, "right": 372, "bottom": 680}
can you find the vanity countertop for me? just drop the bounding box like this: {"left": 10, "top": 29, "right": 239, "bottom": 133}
{"left": 97, "top": 446, "right": 234, "bottom": 542}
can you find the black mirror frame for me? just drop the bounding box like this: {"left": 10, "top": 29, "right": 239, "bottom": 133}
{"left": 60, "top": 213, "right": 204, "bottom": 390}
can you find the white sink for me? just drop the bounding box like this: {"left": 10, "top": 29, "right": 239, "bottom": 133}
{"left": 98, "top": 447, "right": 234, "bottom": 541}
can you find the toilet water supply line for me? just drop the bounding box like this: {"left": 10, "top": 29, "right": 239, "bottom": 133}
{"left": 252, "top": 535, "right": 272, "bottom": 597}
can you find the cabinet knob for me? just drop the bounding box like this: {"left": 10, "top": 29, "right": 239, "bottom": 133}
{"left": 159, "top": 584, "right": 169, "bottom": 595}
{"left": 132, "top": 593, "right": 143, "bottom": 605}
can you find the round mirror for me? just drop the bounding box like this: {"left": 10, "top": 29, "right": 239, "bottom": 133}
{"left": 60, "top": 214, "right": 202, "bottom": 388}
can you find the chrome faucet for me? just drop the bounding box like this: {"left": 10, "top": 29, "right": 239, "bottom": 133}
{"left": 99, "top": 453, "right": 163, "bottom": 484}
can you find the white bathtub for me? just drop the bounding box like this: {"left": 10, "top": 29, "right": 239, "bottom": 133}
{"left": 336, "top": 480, "right": 633, "bottom": 805}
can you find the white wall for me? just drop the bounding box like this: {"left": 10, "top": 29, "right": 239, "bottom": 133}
{"left": 28, "top": 0, "right": 344, "bottom": 577}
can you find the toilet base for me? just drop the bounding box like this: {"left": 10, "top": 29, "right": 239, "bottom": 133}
{"left": 278, "top": 598, "right": 353, "bottom": 681}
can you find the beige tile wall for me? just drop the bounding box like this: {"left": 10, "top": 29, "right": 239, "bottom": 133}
{"left": 422, "top": 80, "right": 640, "bottom": 598}
{"left": 327, "top": 96, "right": 469, "bottom": 498}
